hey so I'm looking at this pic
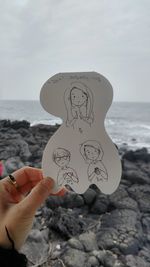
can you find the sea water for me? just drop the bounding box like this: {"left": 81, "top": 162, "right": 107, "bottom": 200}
{"left": 0, "top": 100, "right": 150, "bottom": 150}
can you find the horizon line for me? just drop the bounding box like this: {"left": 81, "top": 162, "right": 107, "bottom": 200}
{"left": 1, "top": 99, "right": 150, "bottom": 104}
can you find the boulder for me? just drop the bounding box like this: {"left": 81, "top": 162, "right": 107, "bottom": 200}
{"left": 82, "top": 188, "right": 97, "bottom": 205}
{"left": 79, "top": 232, "right": 98, "bottom": 252}
{"left": 128, "top": 185, "right": 150, "bottom": 213}
{"left": 68, "top": 238, "right": 84, "bottom": 251}
{"left": 21, "top": 229, "right": 49, "bottom": 266}
{"left": 48, "top": 207, "right": 86, "bottom": 239}
{"left": 125, "top": 255, "right": 149, "bottom": 267}
{"left": 63, "top": 192, "right": 84, "bottom": 209}
{"left": 62, "top": 248, "right": 87, "bottom": 267}
{"left": 97, "top": 209, "right": 143, "bottom": 255}
{"left": 90, "top": 193, "right": 109, "bottom": 214}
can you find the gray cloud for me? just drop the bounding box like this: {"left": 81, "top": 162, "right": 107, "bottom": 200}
{"left": 0, "top": 0, "right": 150, "bottom": 101}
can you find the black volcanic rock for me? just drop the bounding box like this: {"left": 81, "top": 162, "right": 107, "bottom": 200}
{"left": 0, "top": 119, "right": 150, "bottom": 267}
{"left": 122, "top": 147, "right": 150, "bottom": 163}
{"left": 48, "top": 207, "right": 86, "bottom": 239}
{"left": 0, "top": 120, "right": 60, "bottom": 174}
{"left": 0, "top": 119, "right": 30, "bottom": 129}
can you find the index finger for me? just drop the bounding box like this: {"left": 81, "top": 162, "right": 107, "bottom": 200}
{"left": 3, "top": 167, "right": 43, "bottom": 187}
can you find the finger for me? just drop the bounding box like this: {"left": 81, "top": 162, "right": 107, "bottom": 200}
{"left": 0, "top": 181, "right": 24, "bottom": 206}
{"left": 0, "top": 167, "right": 44, "bottom": 207}
{"left": 18, "top": 177, "right": 54, "bottom": 215}
{"left": 1, "top": 167, "right": 43, "bottom": 189}
{"left": 18, "top": 180, "right": 43, "bottom": 195}
{"left": 0, "top": 167, "right": 43, "bottom": 198}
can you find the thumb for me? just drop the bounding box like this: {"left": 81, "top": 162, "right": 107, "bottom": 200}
{"left": 19, "top": 177, "right": 54, "bottom": 215}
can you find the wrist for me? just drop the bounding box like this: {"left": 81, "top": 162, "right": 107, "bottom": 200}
{"left": 0, "top": 226, "right": 28, "bottom": 266}
{"left": 0, "top": 226, "right": 15, "bottom": 250}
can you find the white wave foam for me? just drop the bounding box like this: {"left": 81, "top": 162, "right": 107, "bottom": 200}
{"left": 139, "top": 124, "right": 150, "bottom": 130}
{"left": 31, "top": 118, "right": 62, "bottom": 126}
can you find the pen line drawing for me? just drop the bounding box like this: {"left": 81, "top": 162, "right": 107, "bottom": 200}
{"left": 80, "top": 140, "right": 108, "bottom": 183}
{"left": 52, "top": 147, "right": 79, "bottom": 186}
{"left": 40, "top": 72, "right": 122, "bottom": 194}
{"left": 64, "top": 81, "right": 94, "bottom": 132}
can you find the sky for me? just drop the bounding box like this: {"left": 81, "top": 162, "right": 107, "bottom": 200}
{"left": 0, "top": 0, "right": 150, "bottom": 102}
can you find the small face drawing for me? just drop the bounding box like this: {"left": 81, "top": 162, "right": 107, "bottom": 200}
{"left": 70, "top": 87, "right": 87, "bottom": 107}
{"left": 84, "top": 145, "right": 100, "bottom": 161}
{"left": 55, "top": 155, "right": 70, "bottom": 167}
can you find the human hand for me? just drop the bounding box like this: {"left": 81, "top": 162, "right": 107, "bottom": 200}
{"left": 0, "top": 167, "right": 66, "bottom": 250}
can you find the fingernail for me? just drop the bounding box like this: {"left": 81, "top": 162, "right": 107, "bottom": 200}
{"left": 45, "top": 177, "right": 55, "bottom": 188}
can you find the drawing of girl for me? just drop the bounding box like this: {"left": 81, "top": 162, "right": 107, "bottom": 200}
{"left": 64, "top": 82, "right": 94, "bottom": 131}
{"left": 53, "top": 147, "right": 79, "bottom": 186}
{"left": 80, "top": 140, "right": 108, "bottom": 183}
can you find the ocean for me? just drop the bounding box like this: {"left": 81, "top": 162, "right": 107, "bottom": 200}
{"left": 0, "top": 100, "right": 150, "bottom": 151}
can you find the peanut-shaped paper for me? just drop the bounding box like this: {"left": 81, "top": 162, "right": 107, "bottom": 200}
{"left": 40, "top": 72, "right": 122, "bottom": 194}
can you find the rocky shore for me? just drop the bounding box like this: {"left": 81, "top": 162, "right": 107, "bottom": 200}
{"left": 0, "top": 120, "right": 150, "bottom": 267}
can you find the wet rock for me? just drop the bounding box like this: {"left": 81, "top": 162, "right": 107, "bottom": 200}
{"left": 4, "top": 156, "right": 24, "bottom": 174}
{"left": 0, "top": 132, "right": 31, "bottom": 161}
{"left": 91, "top": 250, "right": 117, "bottom": 267}
{"left": 139, "top": 246, "right": 150, "bottom": 264}
{"left": 128, "top": 185, "right": 150, "bottom": 213}
{"left": 31, "top": 123, "right": 59, "bottom": 135}
{"left": 122, "top": 148, "right": 150, "bottom": 163}
{"left": 62, "top": 248, "right": 87, "bottom": 267}
{"left": 110, "top": 196, "right": 138, "bottom": 211}
{"left": 17, "top": 139, "right": 31, "bottom": 160}
{"left": 1, "top": 120, "right": 150, "bottom": 267}
{"left": 0, "top": 132, "right": 21, "bottom": 159}
{"left": 119, "top": 143, "right": 129, "bottom": 155}
{"left": 48, "top": 207, "right": 86, "bottom": 239}
{"left": 108, "top": 186, "right": 132, "bottom": 211}
{"left": 11, "top": 120, "right": 30, "bottom": 129}
{"left": 0, "top": 119, "right": 30, "bottom": 129}
{"left": 46, "top": 195, "right": 64, "bottom": 210}
{"left": 97, "top": 209, "right": 143, "bottom": 255}
{"left": 142, "top": 216, "right": 150, "bottom": 241}
{"left": 21, "top": 229, "right": 49, "bottom": 266}
{"left": 97, "top": 227, "right": 119, "bottom": 250}
{"left": 87, "top": 256, "right": 99, "bottom": 267}
{"left": 101, "top": 251, "right": 117, "bottom": 267}
{"left": 90, "top": 193, "right": 109, "bottom": 214}
{"left": 68, "top": 238, "right": 84, "bottom": 251}
{"left": 82, "top": 188, "right": 97, "bottom": 205}
{"left": 109, "top": 185, "right": 128, "bottom": 202}
{"left": 79, "top": 232, "right": 98, "bottom": 252}
{"left": 63, "top": 192, "right": 84, "bottom": 209}
{"left": 125, "top": 254, "right": 149, "bottom": 267}
{"left": 123, "top": 168, "right": 150, "bottom": 185}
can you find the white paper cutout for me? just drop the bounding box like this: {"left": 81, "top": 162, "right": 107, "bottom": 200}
{"left": 40, "top": 72, "right": 122, "bottom": 194}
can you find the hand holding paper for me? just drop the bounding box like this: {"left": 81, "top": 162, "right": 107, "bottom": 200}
{"left": 40, "top": 72, "right": 122, "bottom": 194}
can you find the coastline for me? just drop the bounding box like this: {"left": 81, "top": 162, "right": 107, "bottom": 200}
{"left": 0, "top": 120, "right": 60, "bottom": 176}
{"left": 0, "top": 119, "right": 150, "bottom": 267}
{"left": 1, "top": 100, "right": 150, "bottom": 152}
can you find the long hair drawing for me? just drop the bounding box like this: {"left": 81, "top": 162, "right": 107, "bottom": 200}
{"left": 64, "top": 82, "right": 94, "bottom": 127}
